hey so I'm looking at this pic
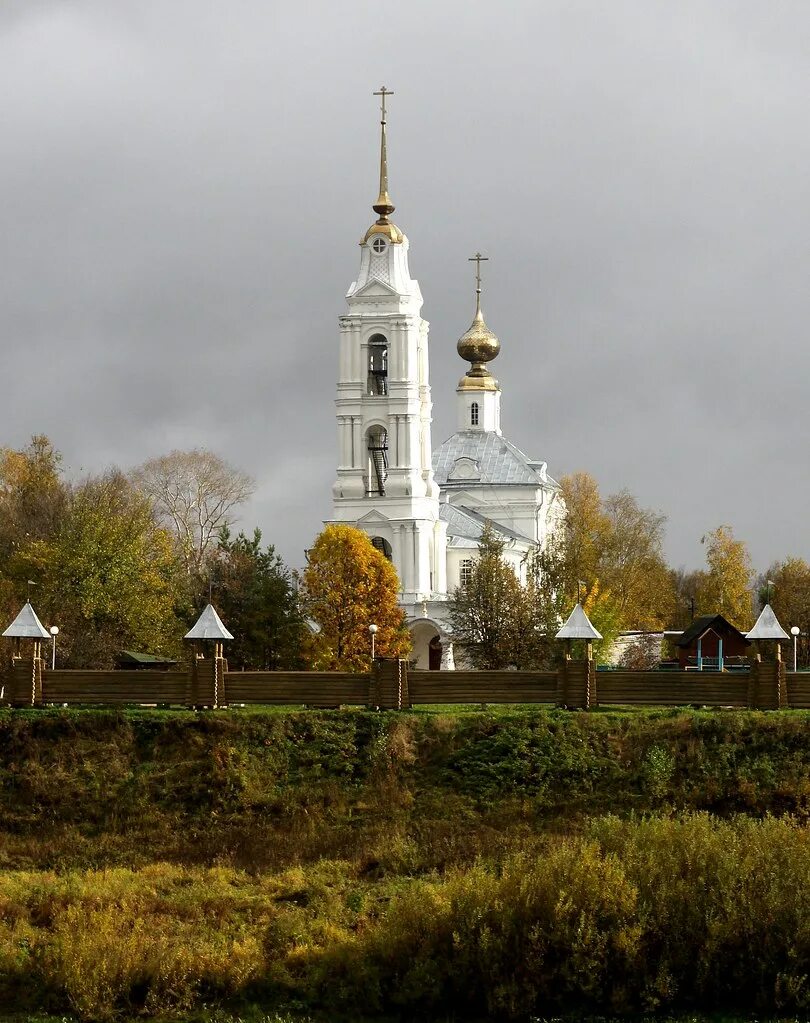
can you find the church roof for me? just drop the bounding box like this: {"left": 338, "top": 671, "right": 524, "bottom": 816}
{"left": 433, "top": 430, "right": 558, "bottom": 489}
{"left": 440, "top": 503, "right": 532, "bottom": 545}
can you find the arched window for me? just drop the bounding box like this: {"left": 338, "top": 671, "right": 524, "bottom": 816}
{"left": 366, "top": 426, "right": 388, "bottom": 496}
{"left": 370, "top": 536, "right": 392, "bottom": 561}
{"left": 368, "top": 335, "right": 388, "bottom": 396}
{"left": 470, "top": 402, "right": 479, "bottom": 426}
{"left": 460, "top": 558, "right": 474, "bottom": 587}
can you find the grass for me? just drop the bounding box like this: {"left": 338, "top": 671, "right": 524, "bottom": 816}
{"left": 1, "top": 707, "right": 810, "bottom": 1019}
{"left": 1, "top": 817, "right": 810, "bottom": 1019}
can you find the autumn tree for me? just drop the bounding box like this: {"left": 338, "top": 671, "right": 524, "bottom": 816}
{"left": 758, "top": 558, "right": 810, "bottom": 666}
{"left": 17, "top": 471, "right": 184, "bottom": 667}
{"left": 0, "top": 436, "right": 68, "bottom": 623}
{"left": 696, "top": 525, "right": 753, "bottom": 628}
{"left": 302, "top": 525, "right": 410, "bottom": 671}
{"left": 557, "top": 472, "right": 675, "bottom": 631}
{"left": 132, "top": 450, "right": 254, "bottom": 577}
{"left": 209, "top": 526, "right": 305, "bottom": 670}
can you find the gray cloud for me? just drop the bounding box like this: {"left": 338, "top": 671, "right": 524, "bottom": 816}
{"left": 2, "top": 0, "right": 809, "bottom": 577}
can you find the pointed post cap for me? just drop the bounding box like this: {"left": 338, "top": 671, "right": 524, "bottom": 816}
{"left": 184, "top": 604, "right": 234, "bottom": 641}
{"left": 746, "top": 603, "right": 789, "bottom": 641}
{"left": 2, "top": 601, "right": 50, "bottom": 639}
{"left": 556, "top": 603, "right": 603, "bottom": 641}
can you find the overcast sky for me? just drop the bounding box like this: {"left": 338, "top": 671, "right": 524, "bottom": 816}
{"left": 1, "top": 0, "right": 809, "bottom": 575}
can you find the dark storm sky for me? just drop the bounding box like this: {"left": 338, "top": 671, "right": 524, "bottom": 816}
{"left": 2, "top": 0, "right": 809, "bottom": 573}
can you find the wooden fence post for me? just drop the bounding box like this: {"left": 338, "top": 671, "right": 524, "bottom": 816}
{"left": 183, "top": 604, "right": 234, "bottom": 709}
{"left": 748, "top": 649, "right": 787, "bottom": 710}
{"left": 7, "top": 651, "right": 44, "bottom": 707}
{"left": 370, "top": 658, "right": 409, "bottom": 710}
{"left": 557, "top": 652, "right": 595, "bottom": 710}
{"left": 555, "top": 604, "right": 601, "bottom": 710}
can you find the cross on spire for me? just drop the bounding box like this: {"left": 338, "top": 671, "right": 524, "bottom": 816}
{"left": 373, "top": 85, "right": 394, "bottom": 124}
{"left": 468, "top": 251, "right": 488, "bottom": 293}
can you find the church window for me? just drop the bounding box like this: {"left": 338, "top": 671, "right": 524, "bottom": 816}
{"left": 470, "top": 402, "right": 479, "bottom": 426}
{"left": 366, "top": 426, "right": 388, "bottom": 496}
{"left": 370, "top": 536, "right": 392, "bottom": 561}
{"left": 368, "top": 336, "right": 388, "bottom": 395}
{"left": 371, "top": 237, "right": 387, "bottom": 253}
{"left": 460, "top": 559, "right": 474, "bottom": 586}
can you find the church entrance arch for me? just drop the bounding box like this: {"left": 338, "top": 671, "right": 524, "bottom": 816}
{"left": 409, "top": 619, "right": 443, "bottom": 670}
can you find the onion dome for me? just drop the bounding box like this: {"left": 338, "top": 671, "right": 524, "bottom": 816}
{"left": 457, "top": 253, "right": 500, "bottom": 390}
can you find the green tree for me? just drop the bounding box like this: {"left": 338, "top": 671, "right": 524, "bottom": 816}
{"left": 450, "top": 524, "right": 532, "bottom": 669}
{"left": 302, "top": 525, "right": 410, "bottom": 671}
{"left": 211, "top": 526, "right": 305, "bottom": 669}
{"left": 18, "top": 472, "right": 184, "bottom": 667}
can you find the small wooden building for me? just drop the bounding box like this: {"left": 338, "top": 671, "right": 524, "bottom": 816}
{"left": 676, "top": 614, "right": 750, "bottom": 670}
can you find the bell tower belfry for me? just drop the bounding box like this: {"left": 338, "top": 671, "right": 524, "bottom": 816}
{"left": 331, "top": 88, "right": 447, "bottom": 607}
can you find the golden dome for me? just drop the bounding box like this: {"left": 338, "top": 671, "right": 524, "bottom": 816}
{"left": 362, "top": 220, "right": 404, "bottom": 244}
{"left": 457, "top": 302, "right": 500, "bottom": 377}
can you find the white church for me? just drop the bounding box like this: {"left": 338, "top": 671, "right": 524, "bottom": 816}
{"left": 329, "top": 90, "right": 564, "bottom": 668}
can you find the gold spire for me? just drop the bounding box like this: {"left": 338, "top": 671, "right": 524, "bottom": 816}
{"left": 372, "top": 86, "right": 395, "bottom": 218}
{"left": 457, "top": 252, "right": 500, "bottom": 388}
{"left": 362, "top": 86, "right": 403, "bottom": 244}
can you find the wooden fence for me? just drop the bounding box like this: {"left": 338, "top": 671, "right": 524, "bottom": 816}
{"left": 0, "top": 655, "right": 806, "bottom": 711}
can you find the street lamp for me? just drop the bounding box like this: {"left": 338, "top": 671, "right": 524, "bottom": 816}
{"left": 369, "top": 623, "right": 378, "bottom": 661}
{"left": 49, "top": 625, "right": 59, "bottom": 671}
{"left": 791, "top": 626, "right": 800, "bottom": 672}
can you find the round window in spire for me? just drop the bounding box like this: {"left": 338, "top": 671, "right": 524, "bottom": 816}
{"left": 371, "top": 237, "right": 387, "bottom": 254}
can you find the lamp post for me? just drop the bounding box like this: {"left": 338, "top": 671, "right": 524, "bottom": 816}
{"left": 49, "top": 625, "right": 59, "bottom": 670}
{"left": 791, "top": 626, "right": 800, "bottom": 672}
{"left": 369, "top": 623, "right": 378, "bottom": 661}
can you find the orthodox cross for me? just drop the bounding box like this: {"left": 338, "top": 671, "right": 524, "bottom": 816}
{"left": 373, "top": 86, "right": 393, "bottom": 124}
{"left": 468, "top": 251, "right": 488, "bottom": 294}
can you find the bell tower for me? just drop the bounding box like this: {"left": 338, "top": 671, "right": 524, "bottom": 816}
{"left": 331, "top": 88, "right": 447, "bottom": 607}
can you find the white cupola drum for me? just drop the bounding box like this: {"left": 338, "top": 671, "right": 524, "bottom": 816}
{"left": 330, "top": 88, "right": 447, "bottom": 608}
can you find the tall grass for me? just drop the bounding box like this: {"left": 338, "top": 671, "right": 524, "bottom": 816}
{"left": 1, "top": 816, "right": 810, "bottom": 1019}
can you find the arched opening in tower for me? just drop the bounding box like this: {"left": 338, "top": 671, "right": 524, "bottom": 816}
{"left": 367, "top": 335, "right": 388, "bottom": 396}
{"left": 366, "top": 426, "right": 388, "bottom": 495}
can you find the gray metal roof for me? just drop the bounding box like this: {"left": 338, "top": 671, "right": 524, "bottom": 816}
{"left": 439, "top": 502, "right": 532, "bottom": 544}
{"left": 184, "top": 604, "right": 234, "bottom": 641}
{"left": 746, "top": 603, "right": 789, "bottom": 641}
{"left": 433, "top": 430, "right": 559, "bottom": 488}
{"left": 556, "top": 603, "right": 603, "bottom": 640}
{"left": 2, "top": 602, "right": 50, "bottom": 639}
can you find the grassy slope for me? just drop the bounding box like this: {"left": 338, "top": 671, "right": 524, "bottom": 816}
{"left": 2, "top": 707, "right": 810, "bottom": 1020}
{"left": 1, "top": 705, "right": 810, "bottom": 871}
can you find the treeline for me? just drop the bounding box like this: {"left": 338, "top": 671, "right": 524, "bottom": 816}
{"left": 0, "top": 438, "right": 409, "bottom": 670}
{"left": 3, "top": 436, "right": 810, "bottom": 669}
{"left": 451, "top": 471, "right": 810, "bottom": 668}
{"left": 0, "top": 436, "right": 305, "bottom": 668}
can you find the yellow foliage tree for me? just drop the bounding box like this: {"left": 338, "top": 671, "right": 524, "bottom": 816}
{"left": 302, "top": 525, "right": 410, "bottom": 671}
{"left": 559, "top": 472, "right": 675, "bottom": 631}
{"left": 697, "top": 525, "right": 753, "bottom": 629}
